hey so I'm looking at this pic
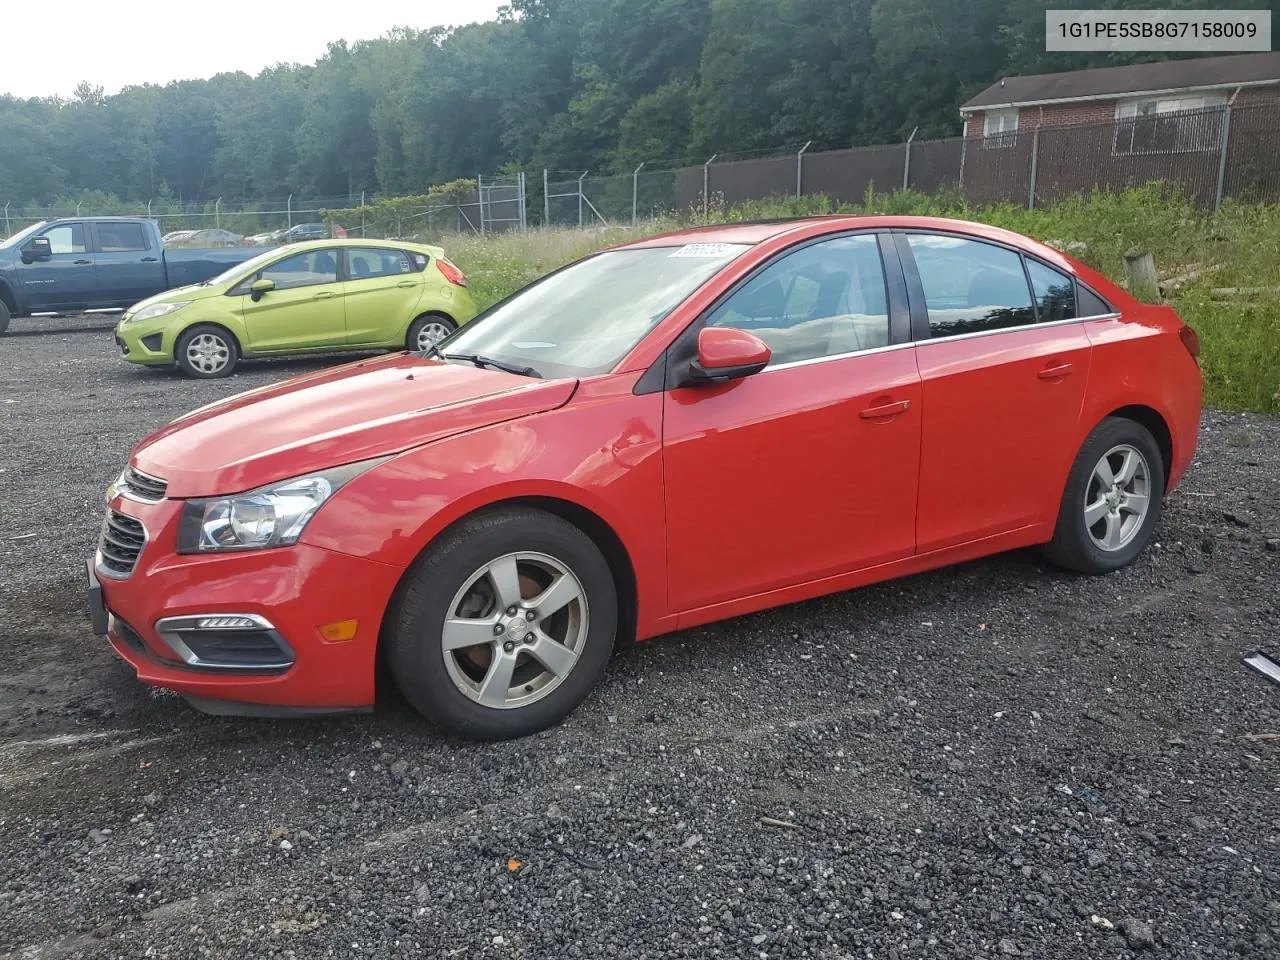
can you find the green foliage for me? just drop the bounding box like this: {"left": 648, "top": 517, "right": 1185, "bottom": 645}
{"left": 3, "top": 1, "right": 1269, "bottom": 207}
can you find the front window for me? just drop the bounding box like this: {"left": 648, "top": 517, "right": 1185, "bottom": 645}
{"left": 260, "top": 250, "right": 338, "bottom": 289}
{"left": 206, "top": 247, "right": 288, "bottom": 287}
{"left": 440, "top": 243, "right": 749, "bottom": 378}
{"left": 45, "top": 223, "right": 87, "bottom": 255}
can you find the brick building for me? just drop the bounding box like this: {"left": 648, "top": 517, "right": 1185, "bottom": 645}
{"left": 961, "top": 52, "right": 1280, "bottom": 148}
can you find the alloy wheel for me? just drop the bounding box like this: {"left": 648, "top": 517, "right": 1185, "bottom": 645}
{"left": 186, "top": 333, "right": 230, "bottom": 374}
{"left": 416, "top": 321, "right": 452, "bottom": 350}
{"left": 1084, "top": 443, "right": 1151, "bottom": 552}
{"left": 441, "top": 552, "right": 589, "bottom": 709}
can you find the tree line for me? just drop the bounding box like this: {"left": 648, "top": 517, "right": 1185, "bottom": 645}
{"left": 0, "top": 0, "right": 1269, "bottom": 206}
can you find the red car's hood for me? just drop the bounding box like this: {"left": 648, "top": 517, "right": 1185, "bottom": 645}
{"left": 133, "top": 354, "right": 578, "bottom": 497}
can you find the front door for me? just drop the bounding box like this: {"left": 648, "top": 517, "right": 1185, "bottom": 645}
{"left": 900, "top": 232, "right": 1092, "bottom": 552}
{"left": 343, "top": 246, "right": 419, "bottom": 345}
{"left": 18, "top": 222, "right": 96, "bottom": 311}
{"left": 238, "top": 249, "right": 346, "bottom": 351}
{"left": 90, "top": 220, "right": 166, "bottom": 306}
{"left": 663, "top": 233, "right": 922, "bottom": 614}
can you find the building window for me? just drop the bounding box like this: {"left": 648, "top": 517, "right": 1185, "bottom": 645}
{"left": 982, "top": 109, "right": 1019, "bottom": 148}
{"left": 1113, "top": 95, "right": 1227, "bottom": 155}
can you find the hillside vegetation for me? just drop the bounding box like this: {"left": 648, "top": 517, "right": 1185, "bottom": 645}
{"left": 446, "top": 186, "right": 1280, "bottom": 413}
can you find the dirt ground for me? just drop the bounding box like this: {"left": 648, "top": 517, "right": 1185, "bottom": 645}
{"left": 1, "top": 314, "right": 1278, "bottom": 959}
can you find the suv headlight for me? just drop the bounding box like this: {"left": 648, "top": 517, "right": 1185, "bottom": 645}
{"left": 176, "top": 460, "right": 382, "bottom": 554}
{"left": 130, "top": 301, "right": 191, "bottom": 323}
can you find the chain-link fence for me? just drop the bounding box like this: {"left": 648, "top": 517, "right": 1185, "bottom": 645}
{"left": 7, "top": 100, "right": 1280, "bottom": 242}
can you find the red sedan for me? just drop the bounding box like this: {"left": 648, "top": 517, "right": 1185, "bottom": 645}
{"left": 88, "top": 216, "right": 1202, "bottom": 739}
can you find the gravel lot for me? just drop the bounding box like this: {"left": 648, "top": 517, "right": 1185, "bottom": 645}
{"left": 1, "top": 314, "right": 1278, "bottom": 959}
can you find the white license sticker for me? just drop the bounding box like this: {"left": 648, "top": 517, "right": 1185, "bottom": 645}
{"left": 668, "top": 243, "right": 737, "bottom": 258}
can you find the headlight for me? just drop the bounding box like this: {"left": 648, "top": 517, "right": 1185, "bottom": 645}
{"left": 130, "top": 301, "right": 191, "bottom": 323}
{"left": 176, "top": 460, "right": 383, "bottom": 554}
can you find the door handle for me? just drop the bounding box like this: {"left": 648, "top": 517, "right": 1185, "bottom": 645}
{"left": 140, "top": 256, "right": 159, "bottom": 262}
{"left": 312, "top": 291, "right": 337, "bottom": 299}
{"left": 1037, "top": 361, "right": 1074, "bottom": 380}
{"left": 74, "top": 259, "right": 92, "bottom": 265}
{"left": 859, "top": 399, "right": 911, "bottom": 420}
{"left": 396, "top": 280, "right": 416, "bottom": 288}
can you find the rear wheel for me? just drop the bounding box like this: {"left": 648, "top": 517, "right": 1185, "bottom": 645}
{"left": 176, "top": 324, "right": 239, "bottom": 378}
{"left": 387, "top": 507, "right": 616, "bottom": 740}
{"left": 1043, "top": 416, "right": 1165, "bottom": 574}
{"left": 0, "top": 298, "right": 11, "bottom": 335}
{"left": 407, "top": 314, "right": 455, "bottom": 352}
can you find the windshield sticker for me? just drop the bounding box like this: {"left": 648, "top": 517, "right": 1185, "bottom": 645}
{"left": 668, "top": 243, "right": 738, "bottom": 258}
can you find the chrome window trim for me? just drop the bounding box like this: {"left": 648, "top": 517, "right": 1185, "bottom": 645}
{"left": 95, "top": 511, "right": 148, "bottom": 581}
{"left": 153, "top": 613, "right": 296, "bottom": 671}
{"left": 756, "top": 312, "right": 1121, "bottom": 373}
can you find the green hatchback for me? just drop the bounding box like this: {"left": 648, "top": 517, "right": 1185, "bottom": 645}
{"left": 115, "top": 239, "right": 478, "bottom": 378}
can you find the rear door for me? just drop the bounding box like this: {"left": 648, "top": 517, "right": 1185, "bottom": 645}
{"left": 237, "top": 249, "right": 346, "bottom": 351}
{"left": 90, "top": 221, "right": 166, "bottom": 306}
{"left": 899, "top": 232, "right": 1092, "bottom": 552}
{"left": 342, "top": 246, "right": 421, "bottom": 345}
{"left": 18, "top": 222, "right": 96, "bottom": 311}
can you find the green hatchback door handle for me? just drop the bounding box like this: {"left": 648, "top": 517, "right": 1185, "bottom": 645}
{"left": 396, "top": 280, "right": 416, "bottom": 288}
{"left": 313, "top": 291, "right": 336, "bottom": 299}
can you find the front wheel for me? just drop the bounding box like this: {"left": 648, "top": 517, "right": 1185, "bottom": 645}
{"left": 0, "top": 298, "right": 11, "bottom": 335}
{"left": 1043, "top": 416, "right": 1166, "bottom": 574}
{"left": 387, "top": 507, "right": 617, "bottom": 740}
{"left": 176, "top": 324, "right": 239, "bottom": 378}
{"left": 407, "top": 314, "right": 456, "bottom": 352}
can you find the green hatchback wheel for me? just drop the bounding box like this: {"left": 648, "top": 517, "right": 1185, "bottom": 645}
{"left": 408, "top": 314, "right": 456, "bottom": 352}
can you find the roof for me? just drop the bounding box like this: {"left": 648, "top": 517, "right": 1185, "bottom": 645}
{"left": 962, "top": 51, "right": 1280, "bottom": 111}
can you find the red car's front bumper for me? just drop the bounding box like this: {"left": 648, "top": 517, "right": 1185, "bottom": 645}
{"left": 91, "top": 495, "right": 402, "bottom": 714}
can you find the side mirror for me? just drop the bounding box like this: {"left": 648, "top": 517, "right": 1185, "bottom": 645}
{"left": 249, "top": 277, "right": 275, "bottom": 301}
{"left": 686, "top": 327, "right": 772, "bottom": 384}
{"left": 21, "top": 236, "right": 52, "bottom": 263}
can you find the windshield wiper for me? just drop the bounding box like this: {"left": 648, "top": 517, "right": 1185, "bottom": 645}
{"left": 438, "top": 351, "right": 543, "bottom": 379}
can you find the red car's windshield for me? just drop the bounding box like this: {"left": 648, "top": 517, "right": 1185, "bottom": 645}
{"left": 440, "top": 243, "right": 750, "bottom": 378}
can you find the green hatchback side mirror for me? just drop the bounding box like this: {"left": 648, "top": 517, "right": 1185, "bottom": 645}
{"left": 250, "top": 277, "right": 275, "bottom": 301}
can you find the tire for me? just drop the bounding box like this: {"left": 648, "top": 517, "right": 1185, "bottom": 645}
{"left": 0, "top": 298, "right": 11, "bottom": 335}
{"left": 387, "top": 507, "right": 617, "bottom": 740}
{"left": 407, "top": 314, "right": 456, "bottom": 352}
{"left": 1043, "top": 416, "right": 1166, "bottom": 574}
{"left": 175, "top": 324, "right": 239, "bottom": 378}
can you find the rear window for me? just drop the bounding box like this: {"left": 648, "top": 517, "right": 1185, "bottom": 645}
{"left": 97, "top": 222, "right": 149, "bottom": 253}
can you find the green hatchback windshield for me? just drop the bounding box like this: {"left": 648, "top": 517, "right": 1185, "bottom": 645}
{"left": 440, "top": 243, "right": 749, "bottom": 378}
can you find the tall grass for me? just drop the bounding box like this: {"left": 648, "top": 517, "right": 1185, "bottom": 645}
{"left": 443, "top": 185, "right": 1279, "bottom": 413}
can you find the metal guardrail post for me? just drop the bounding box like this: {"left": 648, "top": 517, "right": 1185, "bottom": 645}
{"left": 796, "top": 142, "right": 811, "bottom": 198}
{"left": 1215, "top": 104, "right": 1234, "bottom": 212}
{"left": 632, "top": 162, "right": 646, "bottom": 225}
{"left": 1028, "top": 128, "right": 1040, "bottom": 209}
{"left": 902, "top": 127, "right": 918, "bottom": 191}
{"left": 703, "top": 155, "right": 717, "bottom": 217}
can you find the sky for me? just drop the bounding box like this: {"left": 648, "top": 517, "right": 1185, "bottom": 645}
{"left": 1, "top": 0, "right": 506, "bottom": 99}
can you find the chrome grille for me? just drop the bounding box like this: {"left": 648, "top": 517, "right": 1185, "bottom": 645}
{"left": 98, "top": 511, "right": 146, "bottom": 578}
{"left": 121, "top": 466, "right": 167, "bottom": 502}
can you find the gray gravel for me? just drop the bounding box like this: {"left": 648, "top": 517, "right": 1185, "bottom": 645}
{"left": 1, "top": 314, "right": 1278, "bottom": 959}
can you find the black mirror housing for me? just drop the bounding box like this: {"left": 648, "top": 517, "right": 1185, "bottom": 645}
{"left": 22, "top": 236, "right": 52, "bottom": 263}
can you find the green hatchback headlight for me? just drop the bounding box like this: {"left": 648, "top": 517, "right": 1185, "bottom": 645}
{"left": 129, "top": 301, "right": 191, "bottom": 323}
{"left": 176, "top": 460, "right": 383, "bottom": 554}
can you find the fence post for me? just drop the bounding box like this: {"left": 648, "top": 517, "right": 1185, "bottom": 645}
{"left": 4, "top": 202, "right": 9, "bottom": 238}
{"left": 796, "top": 141, "right": 811, "bottom": 198}
{"left": 76, "top": 201, "right": 83, "bottom": 216}
{"left": 146, "top": 199, "right": 152, "bottom": 218}
{"left": 215, "top": 197, "right": 221, "bottom": 229}
{"left": 520, "top": 171, "right": 528, "bottom": 231}
{"left": 703, "top": 154, "right": 718, "bottom": 218}
{"left": 902, "top": 127, "right": 918, "bottom": 191}
{"left": 287, "top": 194, "right": 293, "bottom": 227}
{"left": 1215, "top": 104, "right": 1233, "bottom": 212}
{"left": 543, "top": 169, "right": 550, "bottom": 227}
{"left": 577, "top": 171, "right": 588, "bottom": 228}
{"left": 632, "top": 162, "right": 646, "bottom": 225}
{"left": 1028, "top": 128, "right": 1040, "bottom": 209}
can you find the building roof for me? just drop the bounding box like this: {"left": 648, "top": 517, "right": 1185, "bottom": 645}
{"left": 962, "top": 52, "right": 1280, "bottom": 112}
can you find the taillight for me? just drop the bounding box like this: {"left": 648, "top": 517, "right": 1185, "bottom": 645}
{"left": 436, "top": 258, "right": 468, "bottom": 287}
{"left": 1179, "top": 324, "right": 1201, "bottom": 364}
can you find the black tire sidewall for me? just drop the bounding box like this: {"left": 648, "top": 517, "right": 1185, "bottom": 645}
{"left": 176, "top": 324, "right": 239, "bottom": 378}
{"left": 1053, "top": 417, "right": 1166, "bottom": 573}
{"left": 407, "top": 314, "right": 456, "bottom": 351}
{"left": 388, "top": 508, "right": 617, "bottom": 740}
{"left": 0, "top": 299, "right": 10, "bottom": 335}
